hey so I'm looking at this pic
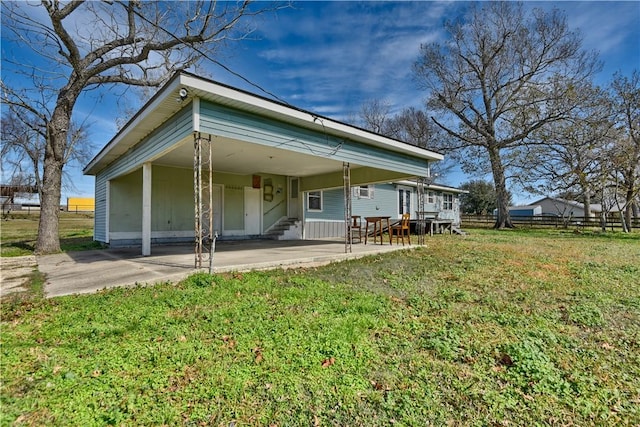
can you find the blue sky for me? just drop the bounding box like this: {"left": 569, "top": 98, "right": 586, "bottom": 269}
{"left": 2, "top": 1, "right": 639, "bottom": 204}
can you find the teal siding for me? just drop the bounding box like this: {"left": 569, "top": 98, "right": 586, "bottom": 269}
{"left": 93, "top": 106, "right": 192, "bottom": 242}
{"left": 199, "top": 101, "right": 429, "bottom": 176}
{"left": 94, "top": 175, "right": 107, "bottom": 242}
{"left": 304, "top": 189, "right": 344, "bottom": 220}
{"left": 304, "top": 183, "right": 463, "bottom": 226}
{"left": 352, "top": 184, "right": 399, "bottom": 219}
{"left": 99, "top": 105, "right": 192, "bottom": 181}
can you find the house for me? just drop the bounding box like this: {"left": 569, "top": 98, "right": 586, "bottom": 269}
{"left": 303, "top": 181, "right": 466, "bottom": 239}
{"left": 529, "top": 197, "right": 601, "bottom": 218}
{"left": 499, "top": 205, "right": 543, "bottom": 217}
{"left": 84, "top": 72, "right": 444, "bottom": 255}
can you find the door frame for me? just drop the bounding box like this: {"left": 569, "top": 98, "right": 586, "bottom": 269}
{"left": 244, "top": 187, "right": 262, "bottom": 235}
{"left": 288, "top": 176, "right": 300, "bottom": 219}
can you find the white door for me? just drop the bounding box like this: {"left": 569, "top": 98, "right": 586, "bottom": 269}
{"left": 244, "top": 187, "right": 261, "bottom": 235}
{"left": 288, "top": 177, "right": 299, "bottom": 219}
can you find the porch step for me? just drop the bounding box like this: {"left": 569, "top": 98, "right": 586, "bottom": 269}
{"left": 266, "top": 218, "right": 302, "bottom": 240}
{"left": 452, "top": 226, "right": 467, "bottom": 236}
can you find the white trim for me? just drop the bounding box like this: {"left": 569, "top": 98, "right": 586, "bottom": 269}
{"left": 243, "top": 187, "right": 262, "bottom": 235}
{"left": 142, "top": 163, "right": 152, "bottom": 256}
{"left": 443, "top": 193, "right": 454, "bottom": 211}
{"left": 193, "top": 97, "right": 200, "bottom": 132}
{"left": 395, "top": 179, "right": 469, "bottom": 194}
{"left": 427, "top": 191, "right": 435, "bottom": 204}
{"left": 105, "top": 180, "right": 110, "bottom": 243}
{"left": 306, "top": 190, "right": 323, "bottom": 212}
{"left": 288, "top": 176, "right": 300, "bottom": 219}
{"left": 84, "top": 77, "right": 182, "bottom": 174}
{"left": 397, "top": 186, "right": 412, "bottom": 217}
{"left": 110, "top": 230, "right": 195, "bottom": 240}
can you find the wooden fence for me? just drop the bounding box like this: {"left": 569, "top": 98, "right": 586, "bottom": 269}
{"left": 461, "top": 214, "right": 639, "bottom": 231}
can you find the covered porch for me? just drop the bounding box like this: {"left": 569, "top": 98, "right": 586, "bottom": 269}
{"left": 84, "top": 72, "right": 443, "bottom": 261}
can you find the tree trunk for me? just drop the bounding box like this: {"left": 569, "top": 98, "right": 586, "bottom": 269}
{"left": 35, "top": 106, "right": 71, "bottom": 254}
{"left": 488, "top": 145, "right": 513, "bottom": 229}
{"left": 625, "top": 187, "right": 634, "bottom": 231}
{"left": 583, "top": 193, "right": 591, "bottom": 220}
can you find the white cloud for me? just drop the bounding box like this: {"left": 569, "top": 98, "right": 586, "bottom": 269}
{"left": 244, "top": 1, "right": 452, "bottom": 118}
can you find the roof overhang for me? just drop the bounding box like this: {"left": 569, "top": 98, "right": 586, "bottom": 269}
{"left": 84, "top": 71, "right": 444, "bottom": 176}
{"left": 395, "top": 180, "right": 468, "bottom": 194}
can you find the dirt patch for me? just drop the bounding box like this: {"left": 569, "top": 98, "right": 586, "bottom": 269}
{"left": 0, "top": 256, "right": 37, "bottom": 297}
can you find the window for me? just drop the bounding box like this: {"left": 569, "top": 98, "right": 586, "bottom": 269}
{"left": 443, "top": 193, "right": 454, "bottom": 210}
{"left": 398, "top": 188, "right": 411, "bottom": 215}
{"left": 354, "top": 185, "right": 374, "bottom": 199}
{"left": 427, "top": 191, "right": 435, "bottom": 204}
{"left": 307, "top": 191, "right": 322, "bottom": 211}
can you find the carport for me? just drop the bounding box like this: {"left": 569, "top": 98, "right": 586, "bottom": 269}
{"left": 84, "top": 72, "right": 443, "bottom": 266}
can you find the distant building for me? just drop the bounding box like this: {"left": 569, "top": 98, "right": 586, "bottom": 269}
{"left": 528, "top": 197, "right": 613, "bottom": 218}
{"left": 497, "top": 205, "right": 543, "bottom": 217}
{"left": 67, "top": 197, "right": 95, "bottom": 212}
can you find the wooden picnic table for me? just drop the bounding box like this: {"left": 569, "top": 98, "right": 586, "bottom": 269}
{"left": 364, "top": 216, "right": 391, "bottom": 245}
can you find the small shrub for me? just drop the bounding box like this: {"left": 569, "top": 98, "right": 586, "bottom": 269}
{"left": 498, "top": 338, "right": 570, "bottom": 395}
{"left": 422, "top": 328, "right": 462, "bottom": 361}
{"left": 183, "top": 272, "right": 216, "bottom": 287}
{"left": 566, "top": 303, "right": 605, "bottom": 328}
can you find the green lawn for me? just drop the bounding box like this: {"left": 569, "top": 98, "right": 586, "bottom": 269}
{"left": 1, "top": 229, "right": 639, "bottom": 426}
{"left": 0, "top": 213, "right": 100, "bottom": 256}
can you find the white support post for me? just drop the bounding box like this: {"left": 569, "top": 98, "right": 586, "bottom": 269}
{"left": 105, "top": 180, "right": 111, "bottom": 243}
{"left": 343, "top": 162, "right": 352, "bottom": 253}
{"left": 417, "top": 176, "right": 426, "bottom": 245}
{"left": 142, "top": 162, "right": 152, "bottom": 256}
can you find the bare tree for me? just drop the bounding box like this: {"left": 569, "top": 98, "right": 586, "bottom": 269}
{"left": 1, "top": 1, "right": 281, "bottom": 253}
{"left": 357, "top": 102, "right": 451, "bottom": 179}
{"left": 524, "top": 83, "right": 612, "bottom": 218}
{"left": 414, "top": 2, "right": 600, "bottom": 228}
{"left": 608, "top": 71, "right": 640, "bottom": 231}
{"left": 359, "top": 99, "right": 392, "bottom": 134}
{"left": 385, "top": 107, "right": 438, "bottom": 149}
{"left": 1, "top": 109, "right": 93, "bottom": 209}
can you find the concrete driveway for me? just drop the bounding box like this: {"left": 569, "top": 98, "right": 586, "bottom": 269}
{"left": 37, "top": 239, "right": 411, "bottom": 298}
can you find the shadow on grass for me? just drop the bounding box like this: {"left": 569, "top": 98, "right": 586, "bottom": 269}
{"left": 60, "top": 237, "right": 106, "bottom": 252}
{"left": 1, "top": 241, "right": 35, "bottom": 257}
{"left": 1, "top": 237, "right": 106, "bottom": 257}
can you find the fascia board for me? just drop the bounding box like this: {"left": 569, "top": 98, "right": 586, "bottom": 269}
{"left": 179, "top": 74, "right": 444, "bottom": 162}
{"left": 85, "top": 72, "right": 444, "bottom": 175}
{"left": 84, "top": 76, "right": 182, "bottom": 175}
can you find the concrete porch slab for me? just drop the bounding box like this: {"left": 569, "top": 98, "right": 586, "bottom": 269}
{"left": 38, "top": 239, "right": 414, "bottom": 298}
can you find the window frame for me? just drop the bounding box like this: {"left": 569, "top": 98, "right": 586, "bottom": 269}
{"left": 427, "top": 191, "right": 435, "bottom": 204}
{"left": 354, "top": 185, "right": 373, "bottom": 199}
{"left": 443, "top": 193, "right": 454, "bottom": 210}
{"left": 397, "top": 187, "right": 412, "bottom": 216}
{"left": 307, "top": 191, "right": 323, "bottom": 212}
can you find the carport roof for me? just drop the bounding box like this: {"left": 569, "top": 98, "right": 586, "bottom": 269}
{"left": 84, "top": 71, "right": 443, "bottom": 176}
